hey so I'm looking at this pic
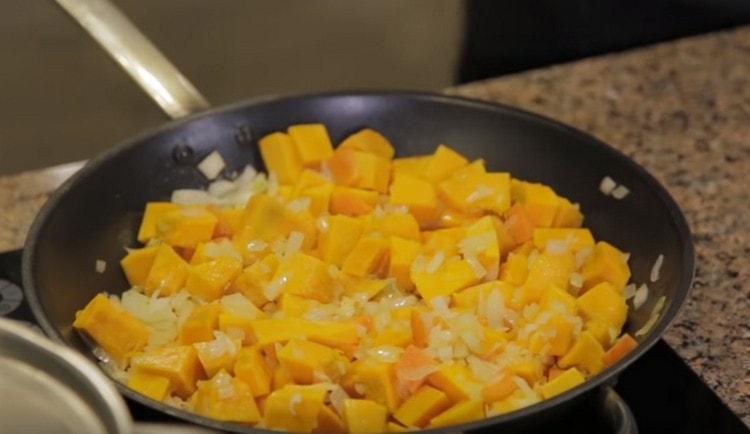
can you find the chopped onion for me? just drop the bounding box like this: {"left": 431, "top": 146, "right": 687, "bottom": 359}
{"left": 633, "top": 284, "right": 649, "bottom": 310}
{"left": 287, "top": 197, "right": 311, "bottom": 213}
{"left": 599, "top": 176, "right": 617, "bottom": 195}
{"left": 465, "top": 255, "right": 487, "bottom": 279}
{"left": 197, "top": 151, "right": 226, "bottom": 180}
{"left": 650, "top": 254, "right": 664, "bottom": 282}
{"left": 635, "top": 296, "right": 666, "bottom": 337}
{"left": 611, "top": 185, "right": 630, "bottom": 199}
{"left": 95, "top": 259, "right": 107, "bottom": 273}
{"left": 246, "top": 239, "right": 267, "bottom": 253}
{"left": 263, "top": 275, "right": 287, "bottom": 301}
{"left": 466, "top": 184, "right": 493, "bottom": 203}
{"left": 623, "top": 283, "right": 637, "bottom": 300}
{"left": 288, "top": 393, "right": 303, "bottom": 416}
{"left": 171, "top": 189, "right": 210, "bottom": 205}
{"left": 569, "top": 272, "right": 584, "bottom": 289}
{"left": 545, "top": 239, "right": 569, "bottom": 255}
{"left": 425, "top": 251, "right": 445, "bottom": 274}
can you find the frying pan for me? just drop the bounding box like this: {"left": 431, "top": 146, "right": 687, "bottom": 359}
{"left": 22, "top": 0, "right": 694, "bottom": 433}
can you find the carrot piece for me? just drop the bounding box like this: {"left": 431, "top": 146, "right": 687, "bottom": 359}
{"left": 603, "top": 334, "right": 638, "bottom": 367}
{"left": 394, "top": 345, "right": 437, "bottom": 394}
{"left": 504, "top": 204, "right": 535, "bottom": 246}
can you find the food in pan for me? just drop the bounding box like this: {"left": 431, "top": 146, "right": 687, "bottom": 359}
{"left": 74, "top": 124, "right": 641, "bottom": 432}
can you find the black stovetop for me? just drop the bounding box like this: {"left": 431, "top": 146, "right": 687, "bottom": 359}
{"left": 1, "top": 249, "right": 746, "bottom": 434}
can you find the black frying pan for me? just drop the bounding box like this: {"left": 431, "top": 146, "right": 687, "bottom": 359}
{"left": 22, "top": 1, "right": 694, "bottom": 433}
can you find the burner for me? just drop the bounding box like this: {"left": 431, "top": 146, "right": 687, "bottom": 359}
{"left": 1, "top": 249, "right": 746, "bottom": 434}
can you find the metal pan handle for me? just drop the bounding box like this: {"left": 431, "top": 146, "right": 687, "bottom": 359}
{"left": 54, "top": 0, "right": 210, "bottom": 119}
{"left": 604, "top": 387, "right": 639, "bottom": 434}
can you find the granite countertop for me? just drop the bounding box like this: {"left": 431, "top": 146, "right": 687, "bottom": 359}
{"left": 2, "top": 27, "right": 749, "bottom": 424}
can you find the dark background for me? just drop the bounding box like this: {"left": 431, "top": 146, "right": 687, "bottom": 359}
{"left": 2, "top": 0, "right": 750, "bottom": 174}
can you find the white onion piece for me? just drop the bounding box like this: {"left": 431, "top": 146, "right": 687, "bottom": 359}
{"left": 650, "top": 254, "right": 664, "bottom": 282}
{"left": 623, "top": 283, "right": 637, "bottom": 300}
{"left": 635, "top": 296, "right": 666, "bottom": 337}
{"left": 599, "top": 176, "right": 617, "bottom": 195}
{"left": 633, "top": 284, "right": 649, "bottom": 310}
{"left": 197, "top": 151, "right": 226, "bottom": 180}
{"left": 171, "top": 189, "right": 210, "bottom": 205}
{"left": 611, "top": 185, "right": 630, "bottom": 199}
{"left": 95, "top": 259, "right": 107, "bottom": 273}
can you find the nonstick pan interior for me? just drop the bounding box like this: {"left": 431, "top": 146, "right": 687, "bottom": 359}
{"left": 23, "top": 92, "right": 693, "bottom": 433}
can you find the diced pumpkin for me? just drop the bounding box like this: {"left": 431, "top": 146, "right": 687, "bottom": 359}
{"left": 428, "top": 399, "right": 484, "bottom": 428}
{"left": 389, "top": 173, "right": 438, "bottom": 228}
{"left": 329, "top": 148, "right": 391, "bottom": 193}
{"left": 319, "top": 214, "right": 366, "bottom": 267}
{"left": 511, "top": 180, "right": 561, "bottom": 228}
{"left": 209, "top": 206, "right": 244, "bottom": 238}
{"left": 349, "top": 360, "right": 400, "bottom": 411}
{"left": 155, "top": 206, "right": 218, "bottom": 248}
{"left": 524, "top": 252, "right": 575, "bottom": 293}
{"left": 193, "top": 334, "right": 241, "bottom": 377}
{"left": 127, "top": 371, "right": 171, "bottom": 401}
{"left": 532, "top": 228, "right": 595, "bottom": 251}
{"left": 580, "top": 241, "right": 631, "bottom": 292}
{"left": 249, "top": 318, "right": 360, "bottom": 351}
{"left": 342, "top": 236, "right": 390, "bottom": 277}
{"left": 185, "top": 257, "right": 242, "bottom": 302}
{"left": 552, "top": 197, "right": 584, "bottom": 228}
{"left": 540, "top": 367, "right": 584, "bottom": 399}
{"left": 422, "top": 227, "right": 466, "bottom": 258}
{"left": 423, "top": 145, "right": 469, "bottom": 183}
{"left": 438, "top": 161, "right": 512, "bottom": 215}
{"left": 302, "top": 183, "right": 334, "bottom": 216}
{"left": 178, "top": 302, "right": 222, "bottom": 344}
{"left": 330, "top": 186, "right": 379, "bottom": 216}
{"left": 231, "top": 253, "right": 279, "bottom": 307}
{"left": 368, "top": 212, "right": 421, "bottom": 240}
{"left": 120, "top": 245, "right": 159, "bottom": 288}
{"left": 338, "top": 128, "right": 395, "bottom": 159}
{"left": 412, "top": 258, "right": 481, "bottom": 300}
{"left": 314, "top": 405, "right": 347, "bottom": 434}
{"left": 73, "top": 293, "right": 149, "bottom": 366}
{"left": 190, "top": 238, "right": 241, "bottom": 265}
{"left": 340, "top": 276, "right": 390, "bottom": 300}
{"left": 278, "top": 339, "right": 345, "bottom": 384}
{"left": 558, "top": 331, "right": 605, "bottom": 375}
{"left": 288, "top": 123, "right": 334, "bottom": 166}
{"left": 499, "top": 252, "right": 529, "bottom": 286}
{"left": 137, "top": 202, "right": 179, "bottom": 243}
{"left": 504, "top": 204, "right": 536, "bottom": 247}
{"left": 427, "top": 362, "right": 482, "bottom": 402}
{"left": 461, "top": 216, "right": 501, "bottom": 277}
{"left": 528, "top": 314, "right": 575, "bottom": 356}
{"left": 480, "top": 372, "right": 517, "bottom": 403}
{"left": 393, "top": 385, "right": 451, "bottom": 427}
{"left": 234, "top": 346, "right": 272, "bottom": 397}
{"left": 143, "top": 244, "right": 189, "bottom": 296}
{"left": 192, "top": 371, "right": 261, "bottom": 423}
{"left": 388, "top": 236, "right": 421, "bottom": 290}
{"left": 392, "top": 155, "right": 429, "bottom": 178}
{"left": 258, "top": 132, "right": 303, "bottom": 184}
{"left": 272, "top": 252, "right": 333, "bottom": 302}
{"left": 263, "top": 384, "right": 328, "bottom": 433}
{"left": 344, "top": 399, "right": 388, "bottom": 434}
{"left": 131, "top": 346, "right": 205, "bottom": 398}
{"left": 576, "top": 282, "right": 628, "bottom": 333}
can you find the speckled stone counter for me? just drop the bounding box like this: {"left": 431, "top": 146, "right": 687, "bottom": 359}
{"left": 1, "top": 27, "right": 749, "bottom": 424}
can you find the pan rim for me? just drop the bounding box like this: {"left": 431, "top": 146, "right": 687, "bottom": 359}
{"left": 22, "top": 89, "right": 695, "bottom": 433}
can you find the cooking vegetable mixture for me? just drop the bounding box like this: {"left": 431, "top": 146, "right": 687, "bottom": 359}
{"left": 74, "top": 124, "right": 639, "bottom": 433}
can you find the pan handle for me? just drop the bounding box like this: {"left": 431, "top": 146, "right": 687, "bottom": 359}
{"left": 54, "top": 0, "right": 210, "bottom": 119}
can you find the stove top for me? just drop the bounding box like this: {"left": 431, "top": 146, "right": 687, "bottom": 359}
{"left": 1, "top": 249, "right": 746, "bottom": 434}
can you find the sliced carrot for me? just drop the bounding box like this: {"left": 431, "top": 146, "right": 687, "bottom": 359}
{"left": 504, "top": 204, "right": 535, "bottom": 246}
{"left": 394, "top": 345, "right": 437, "bottom": 394}
{"left": 603, "top": 334, "right": 638, "bottom": 367}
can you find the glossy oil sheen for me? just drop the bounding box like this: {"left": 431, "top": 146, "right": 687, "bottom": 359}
{"left": 22, "top": 92, "right": 694, "bottom": 434}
